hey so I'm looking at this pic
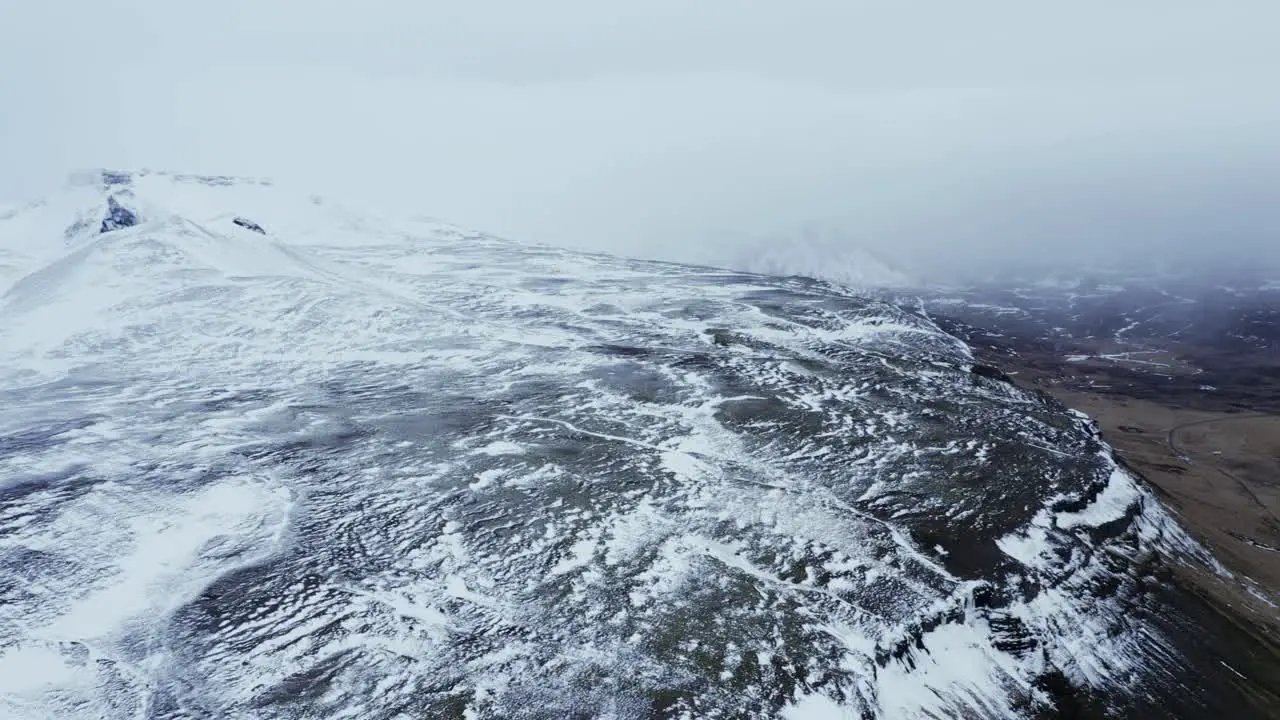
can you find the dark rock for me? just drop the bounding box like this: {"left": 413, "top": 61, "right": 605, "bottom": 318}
{"left": 232, "top": 217, "right": 266, "bottom": 235}
{"left": 970, "top": 363, "right": 1013, "bottom": 384}
{"left": 704, "top": 328, "right": 734, "bottom": 346}
{"left": 99, "top": 197, "right": 138, "bottom": 233}
{"left": 101, "top": 171, "right": 132, "bottom": 186}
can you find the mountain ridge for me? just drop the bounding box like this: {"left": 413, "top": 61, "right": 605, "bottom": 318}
{"left": 0, "top": 171, "right": 1274, "bottom": 718}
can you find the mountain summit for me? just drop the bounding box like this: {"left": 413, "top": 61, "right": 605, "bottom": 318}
{"left": 0, "top": 172, "right": 1272, "bottom": 718}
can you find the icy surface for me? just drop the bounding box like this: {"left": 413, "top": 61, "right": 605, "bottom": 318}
{"left": 0, "top": 171, "right": 1221, "bottom": 718}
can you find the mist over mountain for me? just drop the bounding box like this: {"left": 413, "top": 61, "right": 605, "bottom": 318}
{"left": 4, "top": 2, "right": 1278, "bottom": 283}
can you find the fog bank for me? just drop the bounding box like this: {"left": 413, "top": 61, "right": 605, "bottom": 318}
{"left": 3, "top": 1, "right": 1278, "bottom": 283}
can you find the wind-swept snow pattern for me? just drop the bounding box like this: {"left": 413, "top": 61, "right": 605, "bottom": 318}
{"left": 0, "top": 170, "right": 1269, "bottom": 718}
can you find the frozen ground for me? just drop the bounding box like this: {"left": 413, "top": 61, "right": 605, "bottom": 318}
{"left": 0, "top": 171, "right": 1265, "bottom": 718}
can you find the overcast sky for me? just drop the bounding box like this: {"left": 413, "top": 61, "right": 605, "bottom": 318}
{"left": 3, "top": 1, "right": 1278, "bottom": 280}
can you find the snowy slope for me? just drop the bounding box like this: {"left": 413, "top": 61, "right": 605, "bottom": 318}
{"left": 0, "top": 171, "right": 1255, "bottom": 719}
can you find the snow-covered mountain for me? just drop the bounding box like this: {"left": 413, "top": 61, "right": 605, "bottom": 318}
{"left": 0, "top": 171, "right": 1265, "bottom": 718}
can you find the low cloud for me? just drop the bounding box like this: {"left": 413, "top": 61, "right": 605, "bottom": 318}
{"left": 3, "top": 1, "right": 1278, "bottom": 282}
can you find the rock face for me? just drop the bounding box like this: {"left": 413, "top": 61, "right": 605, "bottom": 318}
{"left": 232, "top": 216, "right": 267, "bottom": 234}
{"left": 99, "top": 196, "right": 138, "bottom": 233}
{"left": 0, "top": 171, "right": 1274, "bottom": 719}
{"left": 970, "top": 363, "right": 1014, "bottom": 384}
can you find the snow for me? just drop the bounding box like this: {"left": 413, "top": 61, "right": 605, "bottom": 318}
{"left": 0, "top": 170, "right": 1220, "bottom": 719}
{"left": 550, "top": 536, "right": 600, "bottom": 576}
{"left": 0, "top": 644, "right": 85, "bottom": 694}
{"left": 992, "top": 453, "right": 1213, "bottom": 695}
{"left": 781, "top": 692, "right": 861, "bottom": 719}
{"left": 1056, "top": 467, "right": 1141, "bottom": 530}
{"left": 875, "top": 621, "right": 1023, "bottom": 720}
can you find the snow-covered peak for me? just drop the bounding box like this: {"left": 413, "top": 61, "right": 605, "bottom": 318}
{"left": 50, "top": 168, "right": 328, "bottom": 241}
{"left": 0, "top": 169, "right": 456, "bottom": 294}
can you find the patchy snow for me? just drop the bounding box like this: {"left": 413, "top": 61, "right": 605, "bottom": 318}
{"left": 875, "top": 621, "right": 1025, "bottom": 720}
{"left": 1056, "top": 467, "right": 1141, "bottom": 530}
{"left": 0, "top": 170, "right": 1225, "bottom": 719}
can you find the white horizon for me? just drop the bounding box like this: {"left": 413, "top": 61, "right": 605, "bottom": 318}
{"left": 3, "top": 2, "right": 1278, "bottom": 280}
